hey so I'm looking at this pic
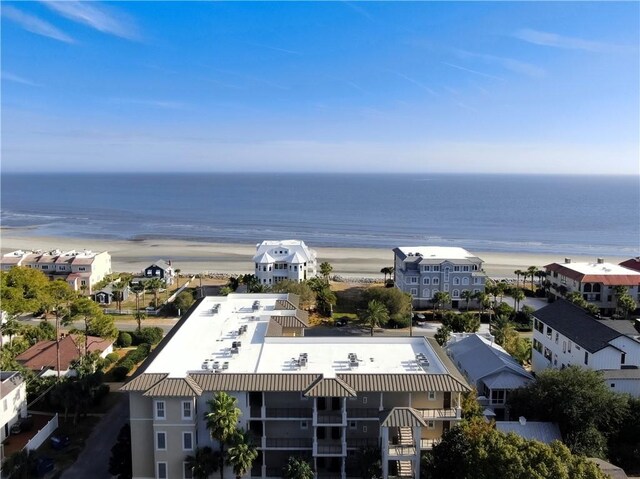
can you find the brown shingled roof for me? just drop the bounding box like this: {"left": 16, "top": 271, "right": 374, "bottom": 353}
{"left": 121, "top": 373, "right": 168, "bottom": 391}
{"left": 190, "top": 373, "right": 320, "bottom": 392}
{"left": 143, "top": 377, "right": 203, "bottom": 397}
{"left": 544, "top": 263, "right": 640, "bottom": 286}
{"left": 380, "top": 407, "right": 427, "bottom": 428}
{"left": 338, "top": 374, "right": 469, "bottom": 392}
{"left": 275, "top": 299, "right": 297, "bottom": 310}
{"left": 304, "top": 377, "right": 356, "bottom": 397}
{"left": 620, "top": 257, "right": 640, "bottom": 273}
{"left": 15, "top": 335, "right": 114, "bottom": 372}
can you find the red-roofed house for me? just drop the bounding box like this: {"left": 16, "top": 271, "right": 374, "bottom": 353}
{"left": 620, "top": 257, "right": 640, "bottom": 273}
{"left": 545, "top": 258, "right": 640, "bottom": 315}
{"left": 15, "top": 334, "right": 114, "bottom": 377}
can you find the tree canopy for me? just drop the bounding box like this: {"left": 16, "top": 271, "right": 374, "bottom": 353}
{"left": 361, "top": 287, "right": 411, "bottom": 327}
{"left": 426, "top": 419, "right": 608, "bottom": 479}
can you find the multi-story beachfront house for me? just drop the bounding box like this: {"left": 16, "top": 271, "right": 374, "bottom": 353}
{"left": 532, "top": 300, "right": 640, "bottom": 397}
{"left": 0, "top": 249, "right": 112, "bottom": 294}
{"left": 392, "top": 246, "right": 486, "bottom": 309}
{"left": 544, "top": 258, "right": 640, "bottom": 315}
{"left": 253, "top": 240, "right": 317, "bottom": 286}
{"left": 0, "top": 371, "right": 27, "bottom": 442}
{"left": 122, "top": 293, "right": 469, "bottom": 479}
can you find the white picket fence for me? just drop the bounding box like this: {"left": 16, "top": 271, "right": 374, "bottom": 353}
{"left": 25, "top": 413, "right": 58, "bottom": 451}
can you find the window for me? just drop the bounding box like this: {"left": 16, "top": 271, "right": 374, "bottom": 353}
{"left": 184, "top": 462, "right": 193, "bottom": 479}
{"left": 621, "top": 353, "right": 626, "bottom": 365}
{"left": 362, "top": 397, "right": 367, "bottom": 404}
{"left": 156, "top": 432, "right": 166, "bottom": 450}
{"left": 444, "top": 267, "right": 450, "bottom": 282}
{"left": 428, "top": 391, "right": 436, "bottom": 400}
{"left": 462, "top": 277, "right": 469, "bottom": 285}
{"left": 423, "top": 277, "right": 430, "bottom": 285}
{"left": 453, "top": 266, "right": 460, "bottom": 272}
{"left": 473, "top": 277, "right": 481, "bottom": 285}
{"left": 81, "top": 280, "right": 87, "bottom": 286}
{"left": 433, "top": 278, "right": 440, "bottom": 285}
{"left": 546, "top": 326, "right": 552, "bottom": 338}
{"left": 410, "top": 277, "right": 418, "bottom": 284}
{"left": 300, "top": 421, "right": 308, "bottom": 429}
{"left": 41, "top": 265, "right": 49, "bottom": 270}
{"left": 533, "top": 339, "right": 542, "bottom": 353}
{"left": 410, "top": 288, "right": 418, "bottom": 296}
{"left": 362, "top": 425, "right": 368, "bottom": 433}
{"left": 349, "top": 421, "right": 357, "bottom": 430}
{"left": 555, "top": 332, "right": 559, "bottom": 344}
{"left": 463, "top": 266, "right": 469, "bottom": 272}
{"left": 491, "top": 390, "right": 506, "bottom": 404}
{"left": 453, "top": 277, "right": 460, "bottom": 285}
{"left": 584, "top": 351, "right": 589, "bottom": 365}
{"left": 423, "top": 288, "right": 430, "bottom": 298}
{"left": 423, "top": 265, "right": 430, "bottom": 272}
{"left": 155, "top": 400, "right": 165, "bottom": 419}
{"left": 183, "top": 432, "right": 193, "bottom": 451}
{"left": 534, "top": 319, "right": 544, "bottom": 333}
{"left": 426, "top": 420, "right": 436, "bottom": 429}
{"left": 568, "top": 341, "right": 572, "bottom": 353}
{"left": 563, "top": 341, "right": 566, "bottom": 353}
{"left": 543, "top": 347, "right": 552, "bottom": 361}
{"left": 452, "top": 290, "right": 459, "bottom": 298}
{"left": 431, "top": 265, "right": 439, "bottom": 272}
{"left": 182, "top": 401, "right": 192, "bottom": 420}
{"left": 610, "top": 383, "right": 616, "bottom": 388}
{"left": 443, "top": 284, "right": 449, "bottom": 292}
{"left": 78, "top": 266, "right": 86, "bottom": 271}
{"left": 157, "top": 462, "right": 167, "bottom": 479}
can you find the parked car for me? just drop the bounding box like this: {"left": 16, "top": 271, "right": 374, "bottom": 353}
{"left": 32, "top": 457, "right": 55, "bottom": 477}
{"left": 335, "top": 317, "right": 348, "bottom": 327}
{"left": 50, "top": 434, "right": 71, "bottom": 450}
{"left": 10, "top": 415, "right": 34, "bottom": 435}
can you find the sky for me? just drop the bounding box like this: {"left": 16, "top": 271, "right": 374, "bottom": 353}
{"left": 1, "top": 1, "right": 639, "bottom": 174}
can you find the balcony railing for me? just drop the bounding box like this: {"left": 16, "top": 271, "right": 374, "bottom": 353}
{"left": 346, "top": 437, "right": 378, "bottom": 448}
{"left": 316, "top": 412, "right": 344, "bottom": 424}
{"left": 419, "top": 408, "right": 459, "bottom": 419}
{"left": 387, "top": 445, "right": 416, "bottom": 457}
{"left": 265, "top": 437, "right": 312, "bottom": 449}
{"left": 265, "top": 408, "right": 312, "bottom": 418}
{"left": 420, "top": 438, "right": 439, "bottom": 450}
{"left": 346, "top": 407, "right": 379, "bottom": 418}
{"left": 314, "top": 440, "right": 346, "bottom": 456}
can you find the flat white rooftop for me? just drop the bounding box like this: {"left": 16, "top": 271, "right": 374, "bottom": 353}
{"left": 555, "top": 262, "right": 640, "bottom": 276}
{"left": 396, "top": 246, "right": 481, "bottom": 261}
{"left": 145, "top": 293, "right": 448, "bottom": 378}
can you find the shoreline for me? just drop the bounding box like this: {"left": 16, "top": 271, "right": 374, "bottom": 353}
{"left": 0, "top": 230, "right": 631, "bottom": 279}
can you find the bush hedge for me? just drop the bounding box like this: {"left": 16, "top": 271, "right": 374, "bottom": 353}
{"left": 117, "top": 331, "right": 132, "bottom": 347}
{"left": 133, "top": 327, "right": 163, "bottom": 346}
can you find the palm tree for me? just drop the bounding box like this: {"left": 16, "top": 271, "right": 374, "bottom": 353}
{"left": 491, "top": 315, "right": 514, "bottom": 347}
{"left": 461, "top": 290, "right": 473, "bottom": 311}
{"left": 174, "top": 268, "right": 182, "bottom": 289}
{"left": 319, "top": 262, "right": 333, "bottom": 280}
{"left": 227, "top": 433, "right": 257, "bottom": 479}
{"left": 431, "top": 291, "right": 451, "bottom": 320}
{"left": 360, "top": 300, "right": 389, "bottom": 336}
{"left": 45, "top": 279, "right": 76, "bottom": 378}
{"left": 282, "top": 457, "right": 314, "bottom": 479}
{"left": 206, "top": 392, "right": 242, "bottom": 479}
{"left": 146, "top": 278, "right": 164, "bottom": 309}
{"left": 514, "top": 270, "right": 524, "bottom": 289}
{"left": 185, "top": 447, "right": 219, "bottom": 479}
{"left": 535, "top": 270, "right": 546, "bottom": 288}
{"left": 526, "top": 266, "right": 538, "bottom": 292}
{"left": 380, "top": 267, "right": 393, "bottom": 283}
{"left": 512, "top": 288, "right": 525, "bottom": 311}
{"left": 0, "top": 316, "right": 22, "bottom": 347}
{"left": 112, "top": 282, "right": 125, "bottom": 313}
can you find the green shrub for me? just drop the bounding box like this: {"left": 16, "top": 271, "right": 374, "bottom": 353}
{"left": 117, "top": 331, "right": 132, "bottom": 347}
{"left": 106, "top": 352, "right": 120, "bottom": 363}
{"left": 135, "top": 327, "right": 163, "bottom": 345}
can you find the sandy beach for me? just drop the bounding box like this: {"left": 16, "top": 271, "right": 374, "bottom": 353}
{"left": 0, "top": 229, "right": 630, "bottom": 279}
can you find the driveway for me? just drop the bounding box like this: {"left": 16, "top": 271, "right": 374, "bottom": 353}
{"left": 60, "top": 392, "right": 129, "bottom": 479}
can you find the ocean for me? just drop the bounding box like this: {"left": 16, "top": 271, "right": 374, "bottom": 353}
{"left": 1, "top": 173, "right": 638, "bottom": 256}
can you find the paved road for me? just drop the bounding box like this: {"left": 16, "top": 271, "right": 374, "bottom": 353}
{"left": 60, "top": 392, "right": 129, "bottom": 479}
{"left": 18, "top": 315, "right": 179, "bottom": 334}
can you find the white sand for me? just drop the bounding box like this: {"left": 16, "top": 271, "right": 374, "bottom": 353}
{"left": 0, "top": 230, "right": 629, "bottom": 279}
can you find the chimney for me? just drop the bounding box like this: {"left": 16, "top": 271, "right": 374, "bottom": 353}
{"left": 597, "top": 258, "right": 604, "bottom": 264}
{"left": 564, "top": 258, "right": 571, "bottom": 264}
{"left": 519, "top": 416, "right": 527, "bottom": 426}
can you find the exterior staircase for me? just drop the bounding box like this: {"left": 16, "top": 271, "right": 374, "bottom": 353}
{"left": 396, "top": 460, "right": 413, "bottom": 477}
{"left": 398, "top": 427, "right": 413, "bottom": 445}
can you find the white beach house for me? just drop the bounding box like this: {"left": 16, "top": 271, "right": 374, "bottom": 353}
{"left": 253, "top": 240, "right": 317, "bottom": 285}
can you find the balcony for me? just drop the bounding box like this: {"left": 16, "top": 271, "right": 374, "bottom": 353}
{"left": 265, "top": 437, "right": 312, "bottom": 449}
{"left": 314, "top": 440, "right": 346, "bottom": 456}
{"left": 346, "top": 407, "right": 379, "bottom": 419}
{"left": 420, "top": 438, "right": 439, "bottom": 450}
{"left": 315, "top": 411, "right": 346, "bottom": 426}
{"left": 418, "top": 408, "right": 459, "bottom": 420}
{"left": 346, "top": 437, "right": 378, "bottom": 449}
{"left": 265, "top": 407, "right": 312, "bottom": 419}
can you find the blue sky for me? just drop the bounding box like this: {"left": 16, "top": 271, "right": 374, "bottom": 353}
{"left": 2, "top": 1, "right": 638, "bottom": 174}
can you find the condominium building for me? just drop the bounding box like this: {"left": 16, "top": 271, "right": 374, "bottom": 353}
{"left": 0, "top": 249, "right": 112, "bottom": 294}
{"left": 392, "top": 246, "right": 486, "bottom": 308}
{"left": 122, "top": 293, "right": 468, "bottom": 479}
{"left": 532, "top": 300, "right": 640, "bottom": 397}
{"left": 544, "top": 258, "right": 640, "bottom": 315}
{"left": 253, "top": 240, "right": 317, "bottom": 285}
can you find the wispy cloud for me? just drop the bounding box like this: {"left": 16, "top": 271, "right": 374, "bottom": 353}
{"left": 513, "top": 28, "right": 631, "bottom": 53}
{"left": 42, "top": 1, "right": 140, "bottom": 41}
{"left": 247, "top": 42, "right": 301, "bottom": 55}
{"left": 1, "top": 5, "right": 73, "bottom": 43}
{"left": 389, "top": 71, "right": 438, "bottom": 96}
{"left": 342, "top": 1, "right": 373, "bottom": 21}
{"left": 455, "top": 49, "right": 545, "bottom": 78}
{"left": 1, "top": 72, "right": 42, "bottom": 87}
{"left": 442, "top": 62, "right": 505, "bottom": 81}
{"left": 108, "top": 98, "right": 185, "bottom": 110}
